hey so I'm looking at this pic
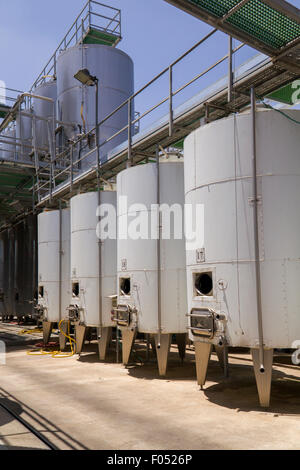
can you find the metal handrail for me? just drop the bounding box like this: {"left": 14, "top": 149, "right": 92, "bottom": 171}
{"left": 30, "top": 0, "right": 121, "bottom": 91}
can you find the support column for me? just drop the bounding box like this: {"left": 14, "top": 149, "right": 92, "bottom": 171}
{"left": 251, "top": 348, "right": 273, "bottom": 408}
{"left": 98, "top": 327, "right": 112, "bottom": 361}
{"left": 176, "top": 333, "right": 187, "bottom": 362}
{"left": 43, "top": 321, "right": 53, "bottom": 345}
{"left": 75, "top": 324, "right": 86, "bottom": 355}
{"left": 121, "top": 328, "right": 136, "bottom": 365}
{"left": 194, "top": 342, "right": 212, "bottom": 389}
{"left": 155, "top": 334, "right": 171, "bottom": 377}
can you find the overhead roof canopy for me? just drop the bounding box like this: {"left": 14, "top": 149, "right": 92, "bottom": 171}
{"left": 165, "top": 0, "right": 300, "bottom": 73}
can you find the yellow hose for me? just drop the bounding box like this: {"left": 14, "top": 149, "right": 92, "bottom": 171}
{"left": 19, "top": 328, "right": 43, "bottom": 336}
{"left": 27, "top": 320, "right": 76, "bottom": 358}
{"left": 52, "top": 319, "right": 76, "bottom": 358}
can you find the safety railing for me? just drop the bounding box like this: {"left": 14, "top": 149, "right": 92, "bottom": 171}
{"left": 35, "top": 28, "right": 254, "bottom": 201}
{"left": 0, "top": 86, "right": 25, "bottom": 114}
{"left": 30, "top": 0, "right": 121, "bottom": 91}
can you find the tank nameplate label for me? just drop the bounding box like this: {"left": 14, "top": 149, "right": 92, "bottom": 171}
{"left": 196, "top": 248, "right": 205, "bottom": 264}
{"left": 121, "top": 259, "right": 127, "bottom": 271}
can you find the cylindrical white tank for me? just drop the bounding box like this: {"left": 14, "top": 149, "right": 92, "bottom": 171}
{"left": 1, "top": 231, "right": 9, "bottom": 316}
{"left": 16, "top": 109, "right": 33, "bottom": 161}
{"left": 38, "top": 209, "right": 70, "bottom": 323}
{"left": 70, "top": 190, "right": 117, "bottom": 327}
{"left": 184, "top": 108, "right": 300, "bottom": 349}
{"left": 57, "top": 44, "right": 134, "bottom": 165}
{"left": 23, "top": 215, "right": 38, "bottom": 316}
{"left": 0, "top": 128, "right": 16, "bottom": 161}
{"left": 116, "top": 157, "right": 187, "bottom": 334}
{"left": 7, "top": 228, "right": 16, "bottom": 316}
{"left": 33, "top": 81, "right": 57, "bottom": 151}
{"left": 14, "top": 221, "right": 25, "bottom": 317}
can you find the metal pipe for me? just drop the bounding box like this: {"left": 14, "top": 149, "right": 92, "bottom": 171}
{"left": 169, "top": 66, "right": 173, "bottom": 137}
{"left": 59, "top": 201, "right": 63, "bottom": 322}
{"left": 95, "top": 78, "right": 103, "bottom": 337}
{"left": 127, "top": 98, "right": 132, "bottom": 168}
{"left": 228, "top": 36, "right": 233, "bottom": 102}
{"left": 156, "top": 145, "right": 162, "bottom": 348}
{"left": 251, "top": 87, "right": 265, "bottom": 373}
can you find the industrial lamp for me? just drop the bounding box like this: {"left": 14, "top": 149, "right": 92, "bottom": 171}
{"left": 74, "top": 68, "right": 100, "bottom": 176}
{"left": 74, "top": 68, "right": 97, "bottom": 87}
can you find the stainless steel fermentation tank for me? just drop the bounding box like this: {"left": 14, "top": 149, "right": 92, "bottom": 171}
{"left": 0, "top": 127, "right": 16, "bottom": 161}
{"left": 184, "top": 107, "right": 300, "bottom": 407}
{"left": 3, "top": 217, "right": 38, "bottom": 321}
{"left": 33, "top": 80, "right": 57, "bottom": 152}
{"left": 116, "top": 155, "right": 188, "bottom": 375}
{"left": 57, "top": 44, "right": 134, "bottom": 167}
{"left": 69, "top": 189, "right": 117, "bottom": 360}
{"left": 38, "top": 208, "right": 70, "bottom": 346}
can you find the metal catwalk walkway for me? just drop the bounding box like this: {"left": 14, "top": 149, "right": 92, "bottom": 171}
{"left": 37, "top": 44, "right": 299, "bottom": 206}
{"left": 165, "top": 0, "right": 300, "bottom": 73}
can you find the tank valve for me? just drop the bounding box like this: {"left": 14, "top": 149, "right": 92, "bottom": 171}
{"left": 67, "top": 305, "right": 80, "bottom": 322}
{"left": 33, "top": 304, "right": 45, "bottom": 321}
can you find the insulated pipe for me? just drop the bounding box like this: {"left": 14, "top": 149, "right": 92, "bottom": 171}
{"left": 251, "top": 87, "right": 265, "bottom": 372}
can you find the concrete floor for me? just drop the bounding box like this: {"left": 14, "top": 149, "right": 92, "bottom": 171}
{"left": 0, "top": 323, "right": 300, "bottom": 450}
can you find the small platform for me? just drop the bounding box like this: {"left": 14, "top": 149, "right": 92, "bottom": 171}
{"left": 83, "top": 27, "right": 121, "bottom": 47}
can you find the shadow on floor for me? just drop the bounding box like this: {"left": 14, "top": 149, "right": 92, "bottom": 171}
{"left": 0, "top": 398, "right": 23, "bottom": 427}
{"left": 203, "top": 362, "right": 300, "bottom": 415}
{"left": 0, "top": 388, "right": 89, "bottom": 450}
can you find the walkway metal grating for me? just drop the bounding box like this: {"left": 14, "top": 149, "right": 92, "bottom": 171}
{"left": 188, "top": 0, "right": 300, "bottom": 49}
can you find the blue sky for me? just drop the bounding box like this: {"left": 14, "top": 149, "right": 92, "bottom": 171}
{"left": 1, "top": 0, "right": 299, "bottom": 128}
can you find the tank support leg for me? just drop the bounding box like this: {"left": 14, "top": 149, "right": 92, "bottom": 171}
{"left": 176, "top": 333, "right": 187, "bottom": 362}
{"left": 214, "top": 345, "right": 229, "bottom": 377}
{"left": 43, "top": 321, "right": 53, "bottom": 345}
{"left": 122, "top": 329, "right": 136, "bottom": 365}
{"left": 194, "top": 342, "right": 212, "bottom": 389}
{"left": 75, "top": 325, "right": 86, "bottom": 355}
{"left": 98, "top": 327, "right": 112, "bottom": 361}
{"left": 59, "top": 321, "right": 68, "bottom": 351}
{"left": 251, "top": 348, "right": 273, "bottom": 408}
{"left": 155, "top": 334, "right": 171, "bottom": 377}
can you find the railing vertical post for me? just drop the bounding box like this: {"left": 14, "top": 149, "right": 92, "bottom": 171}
{"left": 169, "top": 65, "right": 173, "bottom": 137}
{"left": 19, "top": 101, "right": 23, "bottom": 161}
{"left": 205, "top": 103, "right": 210, "bottom": 124}
{"left": 228, "top": 35, "right": 233, "bottom": 103}
{"left": 88, "top": 0, "right": 92, "bottom": 28}
{"left": 82, "top": 18, "right": 85, "bottom": 44}
{"left": 54, "top": 54, "right": 57, "bottom": 78}
{"left": 127, "top": 98, "right": 132, "bottom": 168}
{"left": 70, "top": 145, "right": 74, "bottom": 192}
